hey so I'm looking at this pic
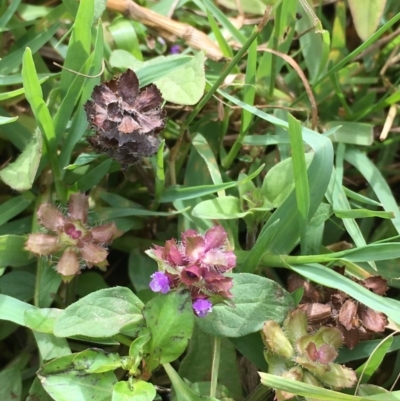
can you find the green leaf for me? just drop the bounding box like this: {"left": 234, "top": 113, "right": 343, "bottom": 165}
{"left": 25, "top": 308, "right": 63, "bottom": 333}
{"left": 334, "top": 209, "right": 393, "bottom": 219}
{"left": 160, "top": 164, "right": 264, "bottom": 202}
{"left": 0, "top": 271, "right": 35, "bottom": 302}
{"left": 0, "top": 116, "right": 18, "bottom": 124}
{"left": 153, "top": 51, "right": 205, "bottom": 105}
{"left": 192, "top": 133, "right": 223, "bottom": 185}
{"left": 259, "top": 372, "right": 363, "bottom": 401}
{"left": 73, "top": 349, "right": 122, "bottom": 373}
{"left": 325, "top": 121, "right": 373, "bottom": 146}
{"left": 112, "top": 381, "right": 156, "bottom": 401}
{"left": 143, "top": 290, "right": 194, "bottom": 371}
{"left": 0, "top": 366, "right": 22, "bottom": 401}
{"left": 261, "top": 153, "right": 314, "bottom": 208}
{"left": 163, "top": 363, "right": 219, "bottom": 401}
{"left": 192, "top": 196, "right": 248, "bottom": 220}
{"left": 0, "top": 294, "right": 35, "bottom": 326}
{"left": 0, "top": 23, "right": 61, "bottom": 75}
{"left": 0, "top": 196, "right": 31, "bottom": 226}
{"left": 345, "top": 148, "right": 400, "bottom": 235}
{"left": 0, "top": 128, "right": 42, "bottom": 191}
{"left": 0, "top": 235, "right": 32, "bottom": 267}
{"left": 38, "top": 354, "right": 117, "bottom": 401}
{"left": 288, "top": 114, "right": 310, "bottom": 247}
{"left": 75, "top": 158, "right": 113, "bottom": 192}
{"left": 26, "top": 377, "right": 54, "bottom": 401}
{"left": 356, "top": 335, "right": 393, "bottom": 384}
{"left": 179, "top": 326, "right": 243, "bottom": 400}
{"left": 60, "top": 0, "right": 93, "bottom": 95}
{"left": 196, "top": 273, "right": 294, "bottom": 337}
{"left": 348, "top": 0, "right": 387, "bottom": 41}
{"left": 53, "top": 287, "right": 144, "bottom": 338}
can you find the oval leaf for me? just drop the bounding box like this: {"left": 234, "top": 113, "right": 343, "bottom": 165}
{"left": 54, "top": 287, "right": 144, "bottom": 338}
{"left": 196, "top": 273, "right": 294, "bottom": 337}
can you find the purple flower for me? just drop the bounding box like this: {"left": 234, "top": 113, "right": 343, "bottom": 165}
{"left": 150, "top": 272, "right": 171, "bottom": 294}
{"left": 169, "top": 45, "right": 181, "bottom": 55}
{"left": 192, "top": 298, "right": 213, "bottom": 317}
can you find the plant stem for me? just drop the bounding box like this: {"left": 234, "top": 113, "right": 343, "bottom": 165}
{"left": 210, "top": 336, "right": 221, "bottom": 398}
{"left": 112, "top": 333, "right": 133, "bottom": 347}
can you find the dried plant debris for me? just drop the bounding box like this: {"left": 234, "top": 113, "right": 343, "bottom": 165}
{"left": 288, "top": 271, "right": 388, "bottom": 349}
{"left": 84, "top": 69, "right": 166, "bottom": 166}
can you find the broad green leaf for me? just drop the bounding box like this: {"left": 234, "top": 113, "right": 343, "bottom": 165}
{"left": 261, "top": 153, "right": 314, "bottom": 208}
{"left": 0, "top": 235, "right": 32, "bottom": 267}
{"left": 348, "top": 0, "right": 387, "bottom": 41}
{"left": 152, "top": 51, "right": 206, "bottom": 105}
{"left": 0, "top": 128, "right": 42, "bottom": 191}
{"left": 38, "top": 354, "right": 117, "bottom": 401}
{"left": 25, "top": 308, "right": 63, "bottom": 333}
{"left": 163, "top": 363, "right": 219, "bottom": 401}
{"left": 26, "top": 377, "right": 54, "bottom": 401}
{"left": 33, "top": 331, "right": 71, "bottom": 361}
{"left": 196, "top": 273, "right": 294, "bottom": 337}
{"left": 192, "top": 196, "right": 248, "bottom": 220}
{"left": 54, "top": 287, "right": 144, "bottom": 338}
{"left": 112, "top": 381, "right": 156, "bottom": 401}
{"left": 0, "top": 366, "right": 22, "bottom": 401}
{"left": 73, "top": 349, "right": 122, "bottom": 373}
{"left": 143, "top": 290, "right": 194, "bottom": 371}
{"left": 0, "top": 196, "right": 31, "bottom": 226}
{"left": 110, "top": 50, "right": 193, "bottom": 87}
{"left": 0, "top": 294, "right": 35, "bottom": 326}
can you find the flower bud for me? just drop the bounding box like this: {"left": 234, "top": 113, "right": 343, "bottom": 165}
{"left": 284, "top": 309, "right": 308, "bottom": 344}
{"left": 263, "top": 321, "right": 294, "bottom": 359}
{"left": 318, "top": 363, "right": 357, "bottom": 389}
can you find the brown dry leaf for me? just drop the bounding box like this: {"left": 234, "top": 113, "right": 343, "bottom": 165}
{"left": 358, "top": 305, "right": 388, "bottom": 332}
{"left": 362, "top": 276, "right": 389, "bottom": 295}
{"left": 338, "top": 299, "right": 360, "bottom": 331}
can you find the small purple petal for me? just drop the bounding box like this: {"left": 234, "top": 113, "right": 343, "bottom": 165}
{"left": 192, "top": 298, "right": 213, "bottom": 317}
{"left": 170, "top": 45, "right": 181, "bottom": 54}
{"left": 150, "top": 272, "right": 171, "bottom": 294}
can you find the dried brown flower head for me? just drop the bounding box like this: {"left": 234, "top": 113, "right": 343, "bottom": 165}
{"left": 84, "top": 69, "right": 166, "bottom": 167}
{"left": 287, "top": 271, "right": 388, "bottom": 349}
{"left": 25, "top": 193, "right": 122, "bottom": 282}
